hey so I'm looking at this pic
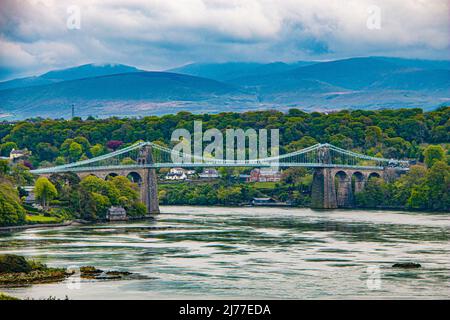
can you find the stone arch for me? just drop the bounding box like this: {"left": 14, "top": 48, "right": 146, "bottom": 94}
{"left": 352, "top": 171, "right": 365, "bottom": 194}
{"left": 335, "top": 171, "right": 352, "bottom": 207}
{"left": 368, "top": 172, "right": 381, "bottom": 180}
{"left": 105, "top": 172, "right": 118, "bottom": 180}
{"left": 78, "top": 173, "right": 99, "bottom": 180}
{"left": 127, "top": 171, "right": 143, "bottom": 186}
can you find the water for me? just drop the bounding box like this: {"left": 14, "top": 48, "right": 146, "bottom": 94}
{"left": 0, "top": 206, "right": 449, "bottom": 299}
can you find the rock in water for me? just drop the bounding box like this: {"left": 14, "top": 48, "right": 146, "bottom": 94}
{"left": 392, "top": 262, "right": 421, "bottom": 269}
{"left": 0, "top": 254, "right": 32, "bottom": 273}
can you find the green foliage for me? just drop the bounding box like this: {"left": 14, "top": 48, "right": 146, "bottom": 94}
{"left": 0, "top": 160, "right": 9, "bottom": 175}
{"left": 76, "top": 175, "right": 143, "bottom": 220}
{"left": 90, "top": 144, "right": 105, "bottom": 157}
{"left": 355, "top": 162, "right": 449, "bottom": 211}
{"left": 0, "top": 142, "right": 17, "bottom": 156}
{"left": 407, "top": 161, "right": 450, "bottom": 211}
{"left": 10, "top": 163, "right": 34, "bottom": 186}
{"left": 423, "top": 145, "right": 445, "bottom": 168}
{"left": 355, "top": 178, "right": 391, "bottom": 208}
{"left": 25, "top": 214, "right": 60, "bottom": 224}
{"left": 35, "top": 177, "right": 58, "bottom": 208}
{"left": 68, "top": 142, "right": 83, "bottom": 161}
{"left": 0, "top": 254, "right": 32, "bottom": 273}
{"left": 0, "top": 179, "right": 26, "bottom": 226}
{"left": 0, "top": 293, "right": 19, "bottom": 300}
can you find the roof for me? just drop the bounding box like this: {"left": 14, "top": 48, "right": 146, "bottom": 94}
{"left": 10, "top": 149, "right": 28, "bottom": 154}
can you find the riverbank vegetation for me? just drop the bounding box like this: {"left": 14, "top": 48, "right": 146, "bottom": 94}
{"left": 0, "top": 160, "right": 145, "bottom": 226}
{"left": 0, "top": 254, "right": 140, "bottom": 289}
{"left": 355, "top": 160, "right": 449, "bottom": 211}
{"left": 0, "top": 254, "right": 69, "bottom": 286}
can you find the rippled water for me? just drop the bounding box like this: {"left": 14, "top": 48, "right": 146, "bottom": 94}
{"left": 0, "top": 206, "right": 449, "bottom": 299}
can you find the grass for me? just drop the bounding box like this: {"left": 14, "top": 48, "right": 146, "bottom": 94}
{"left": 252, "top": 181, "right": 278, "bottom": 189}
{"left": 0, "top": 293, "right": 20, "bottom": 300}
{"left": 25, "top": 214, "right": 60, "bottom": 224}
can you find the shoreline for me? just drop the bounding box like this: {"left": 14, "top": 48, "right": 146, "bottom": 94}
{"left": 0, "top": 221, "right": 74, "bottom": 233}
{"left": 0, "top": 206, "right": 445, "bottom": 232}
{"left": 0, "top": 215, "right": 157, "bottom": 233}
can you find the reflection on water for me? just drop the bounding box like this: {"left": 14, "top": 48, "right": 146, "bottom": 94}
{"left": 0, "top": 206, "right": 449, "bottom": 299}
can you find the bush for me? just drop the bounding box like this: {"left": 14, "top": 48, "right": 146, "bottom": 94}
{"left": 0, "top": 180, "right": 26, "bottom": 226}
{"left": 0, "top": 255, "right": 32, "bottom": 273}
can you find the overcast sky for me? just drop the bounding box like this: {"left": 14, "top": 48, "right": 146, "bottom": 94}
{"left": 0, "top": 0, "right": 448, "bottom": 80}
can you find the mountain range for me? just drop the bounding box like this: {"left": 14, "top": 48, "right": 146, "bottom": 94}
{"left": 0, "top": 58, "right": 449, "bottom": 119}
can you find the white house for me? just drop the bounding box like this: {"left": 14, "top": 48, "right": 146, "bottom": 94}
{"left": 9, "top": 148, "right": 31, "bottom": 161}
{"left": 165, "top": 168, "right": 188, "bottom": 180}
{"left": 198, "top": 168, "right": 220, "bottom": 179}
{"left": 106, "top": 207, "right": 127, "bottom": 221}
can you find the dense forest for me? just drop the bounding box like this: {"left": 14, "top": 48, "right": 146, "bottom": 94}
{"left": 0, "top": 107, "right": 449, "bottom": 226}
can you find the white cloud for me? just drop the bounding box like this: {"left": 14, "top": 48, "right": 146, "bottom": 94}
{"left": 0, "top": 0, "right": 448, "bottom": 79}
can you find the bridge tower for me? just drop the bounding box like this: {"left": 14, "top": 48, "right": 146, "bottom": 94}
{"left": 311, "top": 145, "right": 338, "bottom": 209}
{"left": 137, "top": 145, "right": 160, "bottom": 214}
{"left": 311, "top": 167, "right": 338, "bottom": 209}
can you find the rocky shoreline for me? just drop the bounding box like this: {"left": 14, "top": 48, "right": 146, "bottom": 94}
{"left": 0, "top": 254, "right": 143, "bottom": 299}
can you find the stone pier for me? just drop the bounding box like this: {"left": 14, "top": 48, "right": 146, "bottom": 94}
{"left": 311, "top": 167, "right": 386, "bottom": 209}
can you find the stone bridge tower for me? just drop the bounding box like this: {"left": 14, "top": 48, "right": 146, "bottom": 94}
{"left": 137, "top": 145, "right": 160, "bottom": 214}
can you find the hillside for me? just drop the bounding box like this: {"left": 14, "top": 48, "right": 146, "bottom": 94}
{"left": 0, "top": 72, "right": 255, "bottom": 118}
{"left": 0, "top": 57, "right": 449, "bottom": 119}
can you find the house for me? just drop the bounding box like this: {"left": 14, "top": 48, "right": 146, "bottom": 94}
{"left": 185, "top": 169, "right": 196, "bottom": 176}
{"left": 9, "top": 148, "right": 31, "bottom": 161}
{"left": 248, "top": 168, "right": 281, "bottom": 182}
{"left": 165, "top": 168, "right": 187, "bottom": 180}
{"left": 198, "top": 168, "right": 220, "bottom": 179}
{"left": 106, "top": 207, "right": 127, "bottom": 221}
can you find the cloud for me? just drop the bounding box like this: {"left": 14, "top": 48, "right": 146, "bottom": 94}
{"left": 0, "top": 0, "right": 448, "bottom": 80}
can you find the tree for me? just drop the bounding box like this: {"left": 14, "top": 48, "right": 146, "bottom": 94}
{"left": 329, "top": 134, "right": 353, "bottom": 149}
{"left": 68, "top": 142, "right": 83, "bottom": 161}
{"left": 106, "top": 140, "right": 123, "bottom": 150}
{"left": 423, "top": 161, "right": 450, "bottom": 211}
{"left": 355, "top": 177, "right": 390, "bottom": 208}
{"left": 0, "top": 160, "right": 9, "bottom": 175}
{"left": 35, "top": 177, "right": 58, "bottom": 209}
{"left": 36, "top": 142, "right": 58, "bottom": 162}
{"left": 0, "top": 142, "right": 17, "bottom": 157}
{"left": 89, "top": 144, "right": 105, "bottom": 157}
{"left": 281, "top": 167, "right": 308, "bottom": 186}
{"left": 423, "top": 145, "right": 445, "bottom": 168}
{"left": 0, "top": 180, "right": 26, "bottom": 226}
{"left": 54, "top": 156, "right": 66, "bottom": 165}
{"left": 365, "top": 126, "right": 383, "bottom": 148}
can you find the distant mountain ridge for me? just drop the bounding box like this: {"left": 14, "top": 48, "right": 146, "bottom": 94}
{"left": 0, "top": 63, "right": 141, "bottom": 91}
{"left": 0, "top": 57, "right": 449, "bottom": 119}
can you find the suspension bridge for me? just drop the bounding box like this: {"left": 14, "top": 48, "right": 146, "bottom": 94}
{"left": 30, "top": 142, "right": 409, "bottom": 211}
